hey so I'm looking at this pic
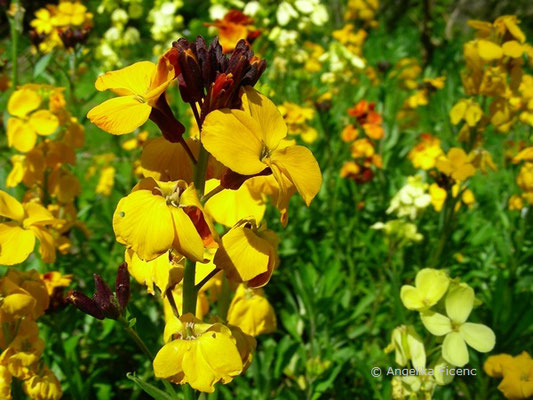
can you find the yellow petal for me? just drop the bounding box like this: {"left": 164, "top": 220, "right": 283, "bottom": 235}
{"left": 460, "top": 322, "right": 495, "bottom": 353}
{"left": 140, "top": 137, "right": 196, "bottom": 182}
{"left": 95, "top": 61, "right": 156, "bottom": 96}
{"left": 204, "top": 179, "right": 265, "bottom": 227}
{"left": 227, "top": 285, "right": 277, "bottom": 336}
{"left": 445, "top": 284, "right": 474, "bottom": 323}
{"left": 202, "top": 109, "right": 265, "bottom": 176}
{"left": 241, "top": 87, "right": 287, "bottom": 150}
{"left": 153, "top": 339, "right": 190, "bottom": 382}
{"left": 182, "top": 332, "right": 243, "bottom": 393}
{"left": 2, "top": 293, "right": 36, "bottom": 319}
{"left": 7, "top": 118, "right": 38, "bottom": 153}
{"left": 449, "top": 101, "right": 467, "bottom": 125}
{"left": 415, "top": 268, "right": 449, "bottom": 307}
{"left": 22, "top": 202, "right": 59, "bottom": 227}
{"left": 420, "top": 310, "right": 452, "bottom": 336}
{"left": 0, "top": 223, "right": 36, "bottom": 265}
{"left": 477, "top": 40, "right": 503, "bottom": 61}
{"left": 0, "top": 191, "right": 24, "bottom": 221}
{"left": 400, "top": 285, "right": 424, "bottom": 310}
{"left": 7, "top": 89, "right": 41, "bottom": 117}
{"left": 169, "top": 207, "right": 205, "bottom": 262}
{"left": 29, "top": 110, "right": 59, "bottom": 136}
{"left": 502, "top": 40, "right": 523, "bottom": 58}
{"left": 270, "top": 145, "right": 322, "bottom": 206}
{"left": 30, "top": 226, "right": 56, "bottom": 263}
{"left": 214, "top": 226, "right": 271, "bottom": 283}
{"left": 442, "top": 332, "right": 469, "bottom": 367}
{"left": 87, "top": 96, "right": 151, "bottom": 135}
{"left": 113, "top": 190, "right": 174, "bottom": 261}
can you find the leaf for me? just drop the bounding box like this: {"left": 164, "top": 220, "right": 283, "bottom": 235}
{"left": 34, "top": 52, "right": 53, "bottom": 78}
{"left": 126, "top": 373, "right": 173, "bottom": 400}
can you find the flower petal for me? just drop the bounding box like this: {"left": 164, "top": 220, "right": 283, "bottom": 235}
{"left": 0, "top": 191, "right": 24, "bottom": 221}
{"left": 400, "top": 285, "right": 424, "bottom": 310}
{"left": 202, "top": 109, "right": 265, "bottom": 176}
{"left": 95, "top": 61, "right": 156, "bottom": 96}
{"left": 460, "top": 322, "right": 495, "bottom": 353}
{"left": 442, "top": 332, "right": 469, "bottom": 367}
{"left": 416, "top": 268, "right": 449, "bottom": 307}
{"left": 420, "top": 310, "right": 452, "bottom": 336}
{"left": 182, "top": 331, "right": 243, "bottom": 393}
{"left": 169, "top": 207, "right": 205, "bottom": 262}
{"left": 7, "top": 89, "right": 41, "bottom": 117}
{"left": 29, "top": 110, "right": 59, "bottom": 136}
{"left": 113, "top": 190, "right": 174, "bottom": 261}
{"left": 153, "top": 339, "right": 190, "bottom": 382}
{"left": 7, "top": 118, "right": 38, "bottom": 153}
{"left": 0, "top": 223, "right": 36, "bottom": 265}
{"left": 30, "top": 226, "right": 56, "bottom": 263}
{"left": 241, "top": 87, "right": 287, "bottom": 150}
{"left": 214, "top": 226, "right": 271, "bottom": 283}
{"left": 87, "top": 96, "right": 151, "bottom": 135}
{"left": 270, "top": 145, "right": 322, "bottom": 206}
{"left": 140, "top": 137, "right": 197, "bottom": 182}
{"left": 445, "top": 284, "right": 474, "bottom": 324}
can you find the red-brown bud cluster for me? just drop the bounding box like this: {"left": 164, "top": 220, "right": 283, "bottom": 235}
{"left": 66, "top": 263, "right": 130, "bottom": 320}
{"left": 58, "top": 26, "right": 92, "bottom": 49}
{"left": 167, "top": 36, "right": 266, "bottom": 119}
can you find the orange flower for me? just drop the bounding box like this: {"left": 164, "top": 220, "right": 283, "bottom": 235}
{"left": 207, "top": 10, "right": 260, "bottom": 53}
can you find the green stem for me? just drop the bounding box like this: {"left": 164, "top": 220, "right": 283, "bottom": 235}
{"left": 201, "top": 185, "right": 223, "bottom": 203}
{"left": 9, "top": 1, "right": 20, "bottom": 88}
{"left": 182, "top": 258, "right": 198, "bottom": 316}
{"left": 118, "top": 316, "right": 154, "bottom": 360}
{"left": 118, "top": 317, "right": 178, "bottom": 398}
{"left": 194, "top": 146, "right": 209, "bottom": 197}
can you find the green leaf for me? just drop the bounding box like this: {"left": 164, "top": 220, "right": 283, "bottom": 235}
{"left": 33, "top": 52, "right": 53, "bottom": 78}
{"left": 126, "top": 373, "right": 173, "bottom": 400}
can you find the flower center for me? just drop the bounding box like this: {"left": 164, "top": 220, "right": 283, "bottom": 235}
{"left": 260, "top": 144, "right": 271, "bottom": 161}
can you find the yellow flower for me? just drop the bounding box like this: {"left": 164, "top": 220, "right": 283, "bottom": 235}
{"left": 214, "top": 219, "right": 278, "bottom": 288}
{"left": 227, "top": 284, "right": 276, "bottom": 336}
{"left": 436, "top": 148, "right": 476, "bottom": 181}
{"left": 450, "top": 98, "right": 483, "bottom": 127}
{"left": 0, "top": 191, "right": 61, "bottom": 265}
{"left": 0, "top": 277, "right": 37, "bottom": 322}
{"left": 122, "top": 130, "right": 149, "bottom": 150}
{"left": 22, "top": 365, "right": 62, "bottom": 400}
{"left": 385, "top": 325, "right": 425, "bottom": 370}
{"left": 517, "top": 162, "right": 533, "bottom": 193}
{"left": 30, "top": 8, "right": 54, "bottom": 34}
{"left": 351, "top": 138, "right": 374, "bottom": 159}
{"left": 153, "top": 314, "right": 247, "bottom": 392}
{"left": 0, "top": 365, "right": 11, "bottom": 400}
{"left": 6, "top": 150, "right": 45, "bottom": 189}
{"left": 6, "top": 269, "right": 50, "bottom": 319}
{"left": 508, "top": 195, "right": 524, "bottom": 211}
{"left": 484, "top": 352, "right": 533, "bottom": 399}
{"left": 0, "top": 326, "right": 44, "bottom": 379}
{"left": 400, "top": 268, "right": 449, "bottom": 311}
{"left": 7, "top": 88, "right": 59, "bottom": 153}
{"left": 40, "top": 271, "right": 73, "bottom": 297}
{"left": 341, "top": 125, "right": 359, "bottom": 142}
{"left": 429, "top": 183, "right": 447, "bottom": 212}
{"left": 204, "top": 179, "right": 265, "bottom": 228}
{"left": 202, "top": 87, "right": 322, "bottom": 210}
{"left": 96, "top": 166, "right": 116, "bottom": 196}
{"left": 125, "top": 249, "right": 184, "bottom": 295}
{"left": 420, "top": 283, "right": 495, "bottom": 367}
{"left": 408, "top": 133, "right": 443, "bottom": 170}
{"left": 53, "top": 1, "right": 92, "bottom": 27}
{"left": 87, "top": 57, "right": 175, "bottom": 135}
{"left": 113, "top": 178, "right": 217, "bottom": 262}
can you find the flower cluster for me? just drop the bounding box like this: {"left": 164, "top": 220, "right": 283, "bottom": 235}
{"left": 453, "top": 16, "right": 533, "bottom": 150}
{"left": 511, "top": 146, "right": 533, "bottom": 207}
{"left": 340, "top": 100, "right": 383, "bottom": 183}
{"left": 386, "top": 268, "right": 496, "bottom": 398}
{"left": 30, "top": 1, "right": 93, "bottom": 52}
{"left": 4, "top": 84, "right": 87, "bottom": 261}
{"left": 85, "top": 35, "right": 321, "bottom": 392}
{"left": 0, "top": 269, "right": 68, "bottom": 399}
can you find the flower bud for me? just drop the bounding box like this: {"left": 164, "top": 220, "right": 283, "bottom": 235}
{"left": 93, "top": 274, "right": 121, "bottom": 320}
{"left": 115, "top": 262, "right": 130, "bottom": 312}
{"left": 66, "top": 290, "right": 105, "bottom": 320}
